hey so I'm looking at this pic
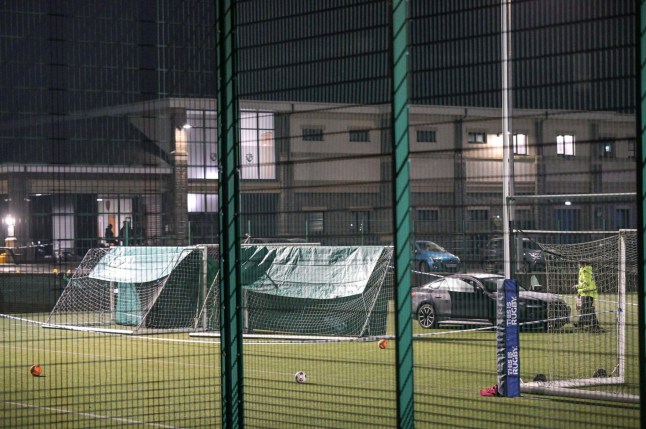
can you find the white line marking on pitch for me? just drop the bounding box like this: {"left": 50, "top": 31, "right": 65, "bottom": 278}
{"left": 5, "top": 401, "right": 184, "bottom": 428}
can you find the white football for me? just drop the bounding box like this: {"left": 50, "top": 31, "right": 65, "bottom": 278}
{"left": 294, "top": 371, "right": 308, "bottom": 384}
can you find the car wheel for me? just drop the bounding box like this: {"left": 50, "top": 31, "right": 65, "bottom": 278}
{"left": 417, "top": 303, "right": 437, "bottom": 329}
{"left": 419, "top": 262, "right": 430, "bottom": 273}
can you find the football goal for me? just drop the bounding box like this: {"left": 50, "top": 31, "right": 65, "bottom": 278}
{"left": 518, "top": 229, "right": 638, "bottom": 403}
{"left": 47, "top": 244, "right": 393, "bottom": 338}
{"left": 46, "top": 245, "right": 218, "bottom": 334}
{"left": 195, "top": 245, "right": 394, "bottom": 338}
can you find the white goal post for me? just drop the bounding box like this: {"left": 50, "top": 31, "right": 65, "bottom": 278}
{"left": 516, "top": 229, "right": 638, "bottom": 403}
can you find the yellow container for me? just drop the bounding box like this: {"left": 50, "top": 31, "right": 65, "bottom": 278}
{"left": 0, "top": 253, "right": 6, "bottom": 264}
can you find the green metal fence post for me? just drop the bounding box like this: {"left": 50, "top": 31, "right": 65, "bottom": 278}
{"left": 636, "top": 2, "right": 645, "bottom": 426}
{"left": 216, "top": 0, "right": 244, "bottom": 427}
{"left": 389, "top": 0, "right": 414, "bottom": 427}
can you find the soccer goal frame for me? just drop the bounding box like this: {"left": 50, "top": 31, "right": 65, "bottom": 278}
{"left": 46, "top": 245, "right": 216, "bottom": 335}
{"left": 517, "top": 229, "right": 638, "bottom": 403}
{"left": 193, "top": 244, "right": 393, "bottom": 340}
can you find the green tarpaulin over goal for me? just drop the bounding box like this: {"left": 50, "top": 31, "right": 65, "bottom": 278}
{"left": 89, "top": 246, "right": 192, "bottom": 283}
{"left": 56, "top": 245, "right": 392, "bottom": 335}
{"left": 241, "top": 245, "right": 386, "bottom": 298}
{"left": 89, "top": 246, "right": 205, "bottom": 329}
{"left": 239, "top": 245, "right": 393, "bottom": 337}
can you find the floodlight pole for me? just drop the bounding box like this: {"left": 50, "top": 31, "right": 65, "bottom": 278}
{"left": 501, "top": 0, "right": 515, "bottom": 279}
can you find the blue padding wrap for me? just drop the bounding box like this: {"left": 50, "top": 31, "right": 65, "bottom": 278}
{"left": 496, "top": 278, "right": 520, "bottom": 397}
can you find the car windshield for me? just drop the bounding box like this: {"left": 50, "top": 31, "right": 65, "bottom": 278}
{"left": 480, "top": 277, "right": 528, "bottom": 293}
{"left": 418, "top": 241, "right": 445, "bottom": 252}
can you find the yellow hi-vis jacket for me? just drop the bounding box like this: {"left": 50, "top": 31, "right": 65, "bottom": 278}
{"left": 577, "top": 265, "right": 599, "bottom": 298}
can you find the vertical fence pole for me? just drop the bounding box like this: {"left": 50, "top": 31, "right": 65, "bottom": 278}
{"left": 636, "top": 1, "right": 646, "bottom": 426}
{"left": 389, "top": 0, "right": 414, "bottom": 427}
{"left": 216, "top": 0, "right": 244, "bottom": 427}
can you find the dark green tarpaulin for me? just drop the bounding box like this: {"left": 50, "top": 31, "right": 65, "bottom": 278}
{"left": 241, "top": 245, "right": 385, "bottom": 298}
{"left": 240, "top": 245, "right": 392, "bottom": 337}
{"left": 90, "top": 246, "right": 211, "bottom": 329}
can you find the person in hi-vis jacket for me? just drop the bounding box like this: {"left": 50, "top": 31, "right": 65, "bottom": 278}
{"left": 574, "top": 260, "right": 603, "bottom": 332}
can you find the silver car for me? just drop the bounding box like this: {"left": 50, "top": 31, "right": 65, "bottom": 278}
{"left": 411, "top": 273, "right": 570, "bottom": 331}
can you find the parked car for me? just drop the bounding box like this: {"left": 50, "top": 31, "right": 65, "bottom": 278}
{"left": 411, "top": 273, "right": 570, "bottom": 331}
{"left": 413, "top": 240, "right": 460, "bottom": 273}
{"left": 480, "top": 237, "right": 545, "bottom": 273}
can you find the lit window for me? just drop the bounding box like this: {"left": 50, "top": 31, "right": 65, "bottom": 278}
{"left": 187, "top": 111, "right": 218, "bottom": 179}
{"left": 240, "top": 111, "right": 276, "bottom": 179}
{"left": 188, "top": 194, "right": 218, "bottom": 213}
{"left": 513, "top": 133, "right": 528, "bottom": 155}
{"left": 556, "top": 134, "right": 575, "bottom": 156}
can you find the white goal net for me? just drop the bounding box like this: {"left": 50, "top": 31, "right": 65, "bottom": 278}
{"left": 46, "top": 246, "right": 215, "bottom": 334}
{"left": 519, "top": 229, "right": 638, "bottom": 403}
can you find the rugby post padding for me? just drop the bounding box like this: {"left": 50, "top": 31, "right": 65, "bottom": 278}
{"left": 497, "top": 278, "right": 520, "bottom": 397}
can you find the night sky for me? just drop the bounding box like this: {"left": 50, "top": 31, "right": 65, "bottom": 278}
{"left": 0, "top": 0, "right": 635, "bottom": 132}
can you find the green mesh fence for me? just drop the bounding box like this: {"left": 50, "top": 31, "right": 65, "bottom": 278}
{"left": 0, "top": 1, "right": 642, "bottom": 428}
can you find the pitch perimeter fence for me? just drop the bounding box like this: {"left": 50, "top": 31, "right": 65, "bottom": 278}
{"left": 0, "top": 1, "right": 644, "bottom": 428}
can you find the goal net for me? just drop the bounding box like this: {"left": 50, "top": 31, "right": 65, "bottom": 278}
{"left": 519, "top": 229, "right": 638, "bottom": 403}
{"left": 49, "top": 244, "right": 393, "bottom": 338}
{"left": 195, "top": 245, "right": 394, "bottom": 338}
{"left": 47, "top": 245, "right": 217, "bottom": 334}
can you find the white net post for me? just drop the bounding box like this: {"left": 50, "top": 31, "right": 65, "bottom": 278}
{"left": 200, "top": 245, "right": 208, "bottom": 331}
{"left": 109, "top": 281, "right": 116, "bottom": 323}
{"left": 616, "top": 229, "right": 633, "bottom": 384}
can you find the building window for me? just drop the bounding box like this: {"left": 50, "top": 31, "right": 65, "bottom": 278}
{"left": 628, "top": 141, "right": 636, "bottom": 159}
{"left": 468, "top": 132, "right": 487, "bottom": 144}
{"left": 187, "top": 110, "right": 218, "bottom": 179}
{"left": 349, "top": 129, "right": 370, "bottom": 142}
{"left": 514, "top": 208, "right": 534, "bottom": 230}
{"left": 554, "top": 208, "right": 580, "bottom": 235}
{"left": 556, "top": 134, "right": 575, "bottom": 156}
{"left": 303, "top": 128, "right": 324, "bottom": 141}
{"left": 598, "top": 139, "right": 615, "bottom": 158}
{"left": 513, "top": 133, "right": 528, "bottom": 155}
{"left": 305, "top": 211, "right": 324, "bottom": 235}
{"left": 417, "top": 129, "right": 437, "bottom": 143}
{"left": 187, "top": 194, "right": 219, "bottom": 244}
{"left": 240, "top": 111, "right": 276, "bottom": 180}
{"left": 187, "top": 194, "right": 218, "bottom": 213}
{"left": 350, "top": 210, "right": 370, "bottom": 234}
{"left": 468, "top": 208, "right": 489, "bottom": 221}
{"left": 615, "top": 208, "right": 630, "bottom": 230}
{"left": 417, "top": 208, "right": 439, "bottom": 222}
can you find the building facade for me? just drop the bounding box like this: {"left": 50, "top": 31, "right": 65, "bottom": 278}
{"left": 0, "top": 98, "right": 636, "bottom": 266}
